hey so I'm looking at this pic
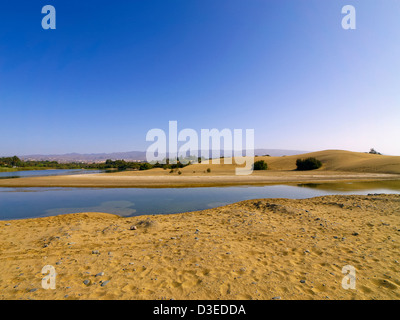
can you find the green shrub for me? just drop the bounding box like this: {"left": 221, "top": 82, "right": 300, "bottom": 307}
{"left": 296, "top": 157, "right": 322, "bottom": 171}
{"left": 368, "top": 148, "right": 381, "bottom": 155}
{"left": 253, "top": 160, "right": 268, "bottom": 170}
{"left": 206, "top": 168, "right": 211, "bottom": 173}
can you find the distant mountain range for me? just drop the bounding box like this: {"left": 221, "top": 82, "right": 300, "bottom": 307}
{"left": 20, "top": 149, "right": 309, "bottom": 163}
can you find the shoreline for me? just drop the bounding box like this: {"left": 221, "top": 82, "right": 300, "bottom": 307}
{"left": 0, "top": 171, "right": 399, "bottom": 188}
{"left": 0, "top": 193, "right": 399, "bottom": 300}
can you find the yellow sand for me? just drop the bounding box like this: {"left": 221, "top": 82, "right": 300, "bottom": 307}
{"left": 0, "top": 194, "right": 399, "bottom": 300}
{"left": 0, "top": 150, "right": 399, "bottom": 188}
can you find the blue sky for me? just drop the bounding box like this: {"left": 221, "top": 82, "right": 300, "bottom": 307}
{"left": 0, "top": 0, "right": 399, "bottom": 156}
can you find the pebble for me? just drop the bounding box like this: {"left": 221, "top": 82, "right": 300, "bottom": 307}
{"left": 5, "top": 223, "right": 11, "bottom": 226}
{"left": 95, "top": 272, "right": 105, "bottom": 277}
{"left": 92, "top": 250, "right": 100, "bottom": 255}
{"left": 29, "top": 288, "right": 37, "bottom": 293}
{"left": 300, "top": 280, "right": 306, "bottom": 283}
{"left": 130, "top": 225, "right": 137, "bottom": 230}
{"left": 352, "top": 232, "right": 359, "bottom": 236}
{"left": 83, "top": 280, "right": 91, "bottom": 286}
{"left": 101, "top": 280, "right": 110, "bottom": 287}
{"left": 272, "top": 296, "right": 281, "bottom": 300}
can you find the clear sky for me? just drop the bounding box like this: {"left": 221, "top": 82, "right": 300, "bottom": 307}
{"left": 0, "top": 0, "right": 399, "bottom": 156}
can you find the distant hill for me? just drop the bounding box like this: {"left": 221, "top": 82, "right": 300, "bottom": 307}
{"left": 19, "top": 149, "right": 308, "bottom": 163}
{"left": 20, "top": 151, "right": 147, "bottom": 163}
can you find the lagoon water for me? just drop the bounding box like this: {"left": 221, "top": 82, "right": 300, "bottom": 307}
{"left": 0, "top": 169, "right": 107, "bottom": 179}
{"left": 0, "top": 169, "right": 106, "bottom": 179}
{"left": 1, "top": 180, "right": 400, "bottom": 220}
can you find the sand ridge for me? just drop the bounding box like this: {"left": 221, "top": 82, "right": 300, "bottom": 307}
{"left": 0, "top": 194, "right": 399, "bottom": 300}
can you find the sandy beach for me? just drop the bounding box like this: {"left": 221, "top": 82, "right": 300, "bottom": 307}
{"left": 1, "top": 170, "right": 399, "bottom": 188}
{"left": 0, "top": 194, "right": 399, "bottom": 300}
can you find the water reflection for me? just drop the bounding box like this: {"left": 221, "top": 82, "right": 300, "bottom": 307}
{"left": 297, "top": 180, "right": 400, "bottom": 192}
{"left": 45, "top": 200, "right": 136, "bottom": 217}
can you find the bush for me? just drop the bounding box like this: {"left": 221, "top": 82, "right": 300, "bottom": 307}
{"left": 206, "top": 168, "right": 211, "bottom": 173}
{"left": 253, "top": 160, "right": 268, "bottom": 170}
{"left": 369, "top": 148, "right": 381, "bottom": 155}
{"left": 296, "top": 157, "right": 322, "bottom": 171}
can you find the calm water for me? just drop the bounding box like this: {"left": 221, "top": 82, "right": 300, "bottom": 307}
{"left": 0, "top": 180, "right": 399, "bottom": 220}
{"left": 0, "top": 169, "right": 105, "bottom": 179}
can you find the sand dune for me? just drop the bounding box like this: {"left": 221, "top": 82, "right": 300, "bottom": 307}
{"left": 263, "top": 150, "right": 400, "bottom": 174}
{"left": 0, "top": 194, "right": 399, "bottom": 300}
{"left": 181, "top": 149, "right": 400, "bottom": 174}
{"left": 110, "top": 149, "right": 400, "bottom": 175}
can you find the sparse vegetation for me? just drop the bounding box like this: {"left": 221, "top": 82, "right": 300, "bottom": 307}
{"left": 296, "top": 157, "right": 322, "bottom": 171}
{"left": 253, "top": 160, "right": 268, "bottom": 170}
{"left": 207, "top": 168, "right": 211, "bottom": 173}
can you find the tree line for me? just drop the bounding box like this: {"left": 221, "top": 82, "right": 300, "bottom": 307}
{"left": 0, "top": 156, "right": 191, "bottom": 171}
